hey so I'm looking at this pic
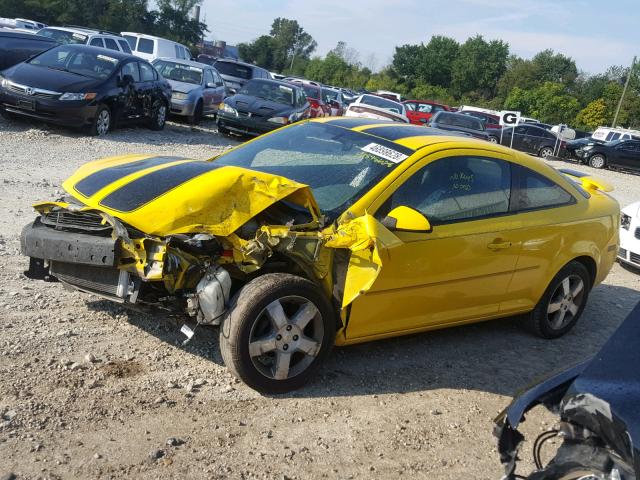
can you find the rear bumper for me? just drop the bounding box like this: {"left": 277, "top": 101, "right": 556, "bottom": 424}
{"left": 0, "top": 89, "right": 96, "bottom": 127}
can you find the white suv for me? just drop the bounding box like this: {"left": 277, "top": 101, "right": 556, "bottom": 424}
{"left": 36, "top": 26, "right": 132, "bottom": 54}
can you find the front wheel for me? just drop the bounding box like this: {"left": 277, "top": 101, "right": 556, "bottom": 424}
{"left": 488, "top": 135, "right": 499, "bottom": 143}
{"left": 539, "top": 146, "right": 554, "bottom": 158}
{"left": 189, "top": 100, "right": 203, "bottom": 125}
{"left": 220, "top": 273, "right": 335, "bottom": 393}
{"left": 589, "top": 154, "right": 606, "bottom": 169}
{"left": 88, "top": 105, "right": 111, "bottom": 136}
{"left": 149, "top": 100, "right": 167, "bottom": 131}
{"left": 523, "top": 261, "right": 591, "bottom": 339}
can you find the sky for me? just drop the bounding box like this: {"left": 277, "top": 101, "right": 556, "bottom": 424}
{"left": 200, "top": 0, "right": 639, "bottom": 75}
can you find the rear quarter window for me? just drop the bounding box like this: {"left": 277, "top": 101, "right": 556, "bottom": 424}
{"left": 513, "top": 165, "right": 574, "bottom": 211}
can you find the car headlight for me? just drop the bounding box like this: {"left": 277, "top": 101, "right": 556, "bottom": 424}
{"left": 621, "top": 213, "right": 631, "bottom": 230}
{"left": 59, "top": 92, "right": 97, "bottom": 101}
{"left": 0, "top": 75, "right": 8, "bottom": 89}
{"left": 267, "top": 116, "right": 289, "bottom": 125}
{"left": 172, "top": 92, "right": 188, "bottom": 101}
{"left": 221, "top": 103, "right": 237, "bottom": 116}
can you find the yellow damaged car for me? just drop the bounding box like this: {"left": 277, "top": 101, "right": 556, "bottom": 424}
{"left": 21, "top": 118, "right": 619, "bottom": 392}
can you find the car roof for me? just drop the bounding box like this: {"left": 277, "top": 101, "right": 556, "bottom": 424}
{"left": 0, "top": 28, "right": 56, "bottom": 40}
{"left": 213, "top": 58, "right": 258, "bottom": 69}
{"left": 250, "top": 78, "right": 302, "bottom": 89}
{"left": 43, "top": 26, "right": 121, "bottom": 37}
{"left": 154, "top": 57, "right": 212, "bottom": 69}
{"left": 52, "top": 43, "right": 135, "bottom": 61}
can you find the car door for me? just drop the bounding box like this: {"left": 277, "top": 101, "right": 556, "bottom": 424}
{"left": 137, "top": 61, "right": 156, "bottom": 118}
{"left": 89, "top": 37, "right": 104, "bottom": 49}
{"left": 344, "top": 150, "right": 520, "bottom": 340}
{"left": 610, "top": 141, "right": 640, "bottom": 170}
{"left": 202, "top": 69, "right": 216, "bottom": 115}
{"left": 505, "top": 125, "right": 529, "bottom": 151}
{"left": 118, "top": 60, "right": 142, "bottom": 119}
{"left": 103, "top": 37, "right": 120, "bottom": 52}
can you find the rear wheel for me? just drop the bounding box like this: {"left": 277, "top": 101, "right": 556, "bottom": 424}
{"left": 488, "top": 135, "right": 499, "bottom": 143}
{"left": 189, "top": 100, "right": 203, "bottom": 125}
{"left": 219, "top": 273, "right": 335, "bottom": 393}
{"left": 589, "top": 154, "right": 606, "bottom": 169}
{"left": 539, "top": 146, "right": 554, "bottom": 158}
{"left": 523, "top": 261, "right": 591, "bottom": 339}
{"left": 149, "top": 100, "right": 167, "bottom": 131}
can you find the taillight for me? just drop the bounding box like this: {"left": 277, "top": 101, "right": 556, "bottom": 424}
{"left": 308, "top": 98, "right": 319, "bottom": 109}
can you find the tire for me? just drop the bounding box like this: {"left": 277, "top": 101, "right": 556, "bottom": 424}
{"left": 539, "top": 146, "right": 554, "bottom": 158}
{"left": 216, "top": 121, "right": 230, "bottom": 136}
{"left": 589, "top": 154, "right": 606, "bottom": 169}
{"left": 219, "top": 273, "right": 335, "bottom": 393}
{"left": 188, "top": 100, "right": 203, "bottom": 125}
{"left": 88, "top": 105, "right": 111, "bottom": 136}
{"left": 488, "top": 135, "right": 499, "bottom": 143}
{"left": 149, "top": 100, "right": 167, "bottom": 131}
{"left": 523, "top": 261, "right": 591, "bottom": 339}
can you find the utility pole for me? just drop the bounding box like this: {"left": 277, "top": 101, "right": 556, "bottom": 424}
{"left": 613, "top": 55, "right": 636, "bottom": 127}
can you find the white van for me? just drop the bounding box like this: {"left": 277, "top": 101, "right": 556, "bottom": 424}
{"left": 122, "top": 32, "right": 192, "bottom": 62}
{"left": 592, "top": 126, "right": 640, "bottom": 142}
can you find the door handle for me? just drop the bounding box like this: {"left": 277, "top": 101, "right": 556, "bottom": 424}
{"left": 487, "top": 241, "right": 512, "bottom": 251}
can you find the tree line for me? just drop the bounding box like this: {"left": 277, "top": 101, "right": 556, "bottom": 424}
{"left": 0, "top": 0, "right": 207, "bottom": 50}
{"left": 239, "top": 19, "right": 639, "bottom": 130}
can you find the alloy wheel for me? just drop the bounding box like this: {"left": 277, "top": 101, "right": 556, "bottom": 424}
{"left": 540, "top": 147, "right": 554, "bottom": 158}
{"left": 248, "top": 296, "right": 324, "bottom": 381}
{"left": 546, "top": 274, "right": 585, "bottom": 330}
{"left": 489, "top": 136, "right": 498, "bottom": 143}
{"left": 96, "top": 110, "right": 110, "bottom": 136}
{"left": 590, "top": 155, "right": 605, "bottom": 169}
{"left": 157, "top": 104, "right": 166, "bottom": 127}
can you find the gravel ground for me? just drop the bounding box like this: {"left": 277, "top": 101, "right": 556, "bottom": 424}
{"left": 1, "top": 115, "right": 639, "bottom": 480}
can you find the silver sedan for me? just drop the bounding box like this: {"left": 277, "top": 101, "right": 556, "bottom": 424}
{"left": 152, "top": 58, "right": 226, "bottom": 124}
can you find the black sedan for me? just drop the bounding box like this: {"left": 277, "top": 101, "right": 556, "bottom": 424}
{"left": 500, "top": 124, "right": 564, "bottom": 158}
{"left": 216, "top": 79, "right": 310, "bottom": 137}
{"left": 427, "top": 111, "right": 490, "bottom": 141}
{"left": 576, "top": 138, "right": 640, "bottom": 171}
{"left": 0, "top": 44, "right": 171, "bottom": 135}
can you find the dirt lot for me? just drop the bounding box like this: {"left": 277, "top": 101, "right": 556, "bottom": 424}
{"left": 1, "top": 116, "right": 639, "bottom": 480}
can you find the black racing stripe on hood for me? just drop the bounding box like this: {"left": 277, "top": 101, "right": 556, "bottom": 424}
{"left": 75, "top": 156, "right": 187, "bottom": 197}
{"left": 99, "top": 161, "right": 221, "bottom": 212}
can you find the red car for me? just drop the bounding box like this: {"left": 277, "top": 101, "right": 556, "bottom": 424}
{"left": 286, "top": 79, "right": 330, "bottom": 118}
{"left": 403, "top": 100, "right": 450, "bottom": 125}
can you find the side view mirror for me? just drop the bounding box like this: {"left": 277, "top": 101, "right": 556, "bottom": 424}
{"left": 381, "top": 206, "right": 432, "bottom": 233}
{"left": 227, "top": 87, "right": 237, "bottom": 95}
{"left": 119, "top": 74, "right": 134, "bottom": 87}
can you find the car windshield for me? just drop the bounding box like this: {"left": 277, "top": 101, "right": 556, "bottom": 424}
{"left": 154, "top": 60, "right": 202, "bottom": 85}
{"left": 213, "top": 61, "right": 252, "bottom": 79}
{"left": 238, "top": 80, "right": 295, "bottom": 105}
{"left": 360, "top": 95, "right": 403, "bottom": 113}
{"left": 213, "top": 122, "right": 411, "bottom": 219}
{"left": 37, "top": 28, "right": 87, "bottom": 45}
{"left": 29, "top": 46, "right": 119, "bottom": 79}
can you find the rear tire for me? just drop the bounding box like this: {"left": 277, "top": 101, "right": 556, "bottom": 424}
{"left": 488, "top": 135, "right": 499, "bottom": 143}
{"left": 149, "top": 100, "right": 167, "bottom": 131}
{"left": 539, "top": 146, "right": 554, "bottom": 158}
{"left": 219, "top": 273, "right": 335, "bottom": 393}
{"left": 589, "top": 154, "right": 606, "bottom": 169}
{"left": 523, "top": 261, "right": 591, "bottom": 339}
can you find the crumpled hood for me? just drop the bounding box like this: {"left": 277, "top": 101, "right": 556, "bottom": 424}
{"left": 41, "top": 154, "right": 320, "bottom": 236}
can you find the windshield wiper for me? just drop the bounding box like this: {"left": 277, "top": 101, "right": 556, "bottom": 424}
{"left": 46, "top": 65, "right": 87, "bottom": 77}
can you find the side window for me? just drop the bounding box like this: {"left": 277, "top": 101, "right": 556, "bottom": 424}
{"left": 137, "top": 38, "right": 154, "bottom": 54}
{"left": 513, "top": 165, "right": 574, "bottom": 211}
{"left": 139, "top": 62, "right": 155, "bottom": 81}
{"left": 204, "top": 69, "right": 214, "bottom": 86}
{"left": 118, "top": 40, "right": 132, "bottom": 53}
{"left": 405, "top": 102, "right": 416, "bottom": 112}
{"left": 89, "top": 38, "right": 104, "bottom": 48}
{"left": 121, "top": 61, "right": 141, "bottom": 82}
{"left": 514, "top": 125, "right": 527, "bottom": 134}
{"left": 174, "top": 45, "right": 183, "bottom": 59}
{"left": 383, "top": 156, "right": 511, "bottom": 224}
{"left": 104, "top": 38, "right": 119, "bottom": 51}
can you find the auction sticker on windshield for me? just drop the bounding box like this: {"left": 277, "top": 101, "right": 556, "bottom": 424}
{"left": 361, "top": 143, "right": 408, "bottom": 164}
